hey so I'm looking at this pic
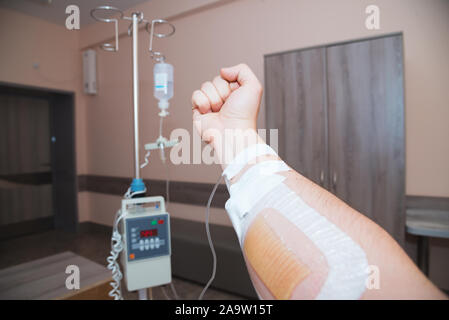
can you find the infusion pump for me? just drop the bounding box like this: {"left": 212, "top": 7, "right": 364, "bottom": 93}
{"left": 120, "top": 196, "right": 171, "bottom": 291}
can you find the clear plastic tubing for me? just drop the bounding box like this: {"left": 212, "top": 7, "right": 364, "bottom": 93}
{"left": 153, "top": 62, "right": 174, "bottom": 112}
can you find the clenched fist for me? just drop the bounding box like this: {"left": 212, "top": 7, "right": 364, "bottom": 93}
{"left": 191, "top": 64, "right": 263, "bottom": 144}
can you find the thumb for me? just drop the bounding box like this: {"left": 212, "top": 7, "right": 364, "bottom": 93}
{"left": 229, "top": 81, "right": 240, "bottom": 91}
{"left": 220, "top": 63, "right": 259, "bottom": 89}
{"left": 192, "top": 109, "right": 205, "bottom": 134}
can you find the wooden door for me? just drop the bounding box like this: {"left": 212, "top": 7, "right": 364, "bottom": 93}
{"left": 50, "top": 93, "right": 78, "bottom": 232}
{"left": 326, "top": 35, "right": 405, "bottom": 244}
{"left": 0, "top": 94, "right": 53, "bottom": 227}
{"left": 0, "top": 83, "right": 78, "bottom": 237}
{"left": 265, "top": 48, "right": 328, "bottom": 188}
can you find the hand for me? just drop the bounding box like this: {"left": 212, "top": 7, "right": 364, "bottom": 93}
{"left": 191, "top": 63, "right": 263, "bottom": 145}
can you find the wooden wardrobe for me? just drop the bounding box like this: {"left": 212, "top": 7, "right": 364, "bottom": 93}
{"left": 265, "top": 34, "right": 405, "bottom": 245}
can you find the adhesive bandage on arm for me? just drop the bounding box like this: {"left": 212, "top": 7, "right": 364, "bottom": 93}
{"left": 223, "top": 143, "right": 278, "bottom": 180}
{"left": 223, "top": 144, "right": 369, "bottom": 300}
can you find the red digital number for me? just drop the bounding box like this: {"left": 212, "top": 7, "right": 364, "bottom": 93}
{"left": 140, "top": 229, "right": 158, "bottom": 238}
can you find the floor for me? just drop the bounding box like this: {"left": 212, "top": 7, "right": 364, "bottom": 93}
{"left": 0, "top": 226, "right": 245, "bottom": 300}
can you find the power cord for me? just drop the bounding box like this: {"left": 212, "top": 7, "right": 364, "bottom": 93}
{"left": 107, "top": 209, "right": 125, "bottom": 300}
{"left": 107, "top": 186, "right": 148, "bottom": 300}
{"left": 108, "top": 165, "right": 218, "bottom": 300}
{"left": 161, "top": 285, "right": 171, "bottom": 300}
{"left": 170, "top": 282, "right": 179, "bottom": 300}
{"left": 141, "top": 151, "right": 151, "bottom": 169}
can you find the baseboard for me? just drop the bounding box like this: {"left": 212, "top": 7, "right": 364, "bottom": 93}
{"left": 79, "top": 218, "right": 258, "bottom": 299}
{"left": 0, "top": 217, "right": 54, "bottom": 241}
{"left": 78, "top": 221, "right": 111, "bottom": 234}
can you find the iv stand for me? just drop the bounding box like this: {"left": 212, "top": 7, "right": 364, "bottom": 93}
{"left": 131, "top": 13, "right": 140, "bottom": 180}
{"left": 90, "top": 6, "right": 176, "bottom": 183}
{"left": 91, "top": 7, "right": 176, "bottom": 301}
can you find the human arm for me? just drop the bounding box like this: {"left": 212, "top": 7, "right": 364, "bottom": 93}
{"left": 192, "top": 64, "right": 446, "bottom": 299}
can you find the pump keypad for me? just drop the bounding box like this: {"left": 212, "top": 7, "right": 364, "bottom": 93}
{"left": 125, "top": 214, "right": 170, "bottom": 261}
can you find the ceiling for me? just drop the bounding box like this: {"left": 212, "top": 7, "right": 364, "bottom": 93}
{"left": 0, "top": 0, "right": 151, "bottom": 26}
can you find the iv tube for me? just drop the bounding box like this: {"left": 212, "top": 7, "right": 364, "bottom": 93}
{"left": 198, "top": 174, "right": 223, "bottom": 300}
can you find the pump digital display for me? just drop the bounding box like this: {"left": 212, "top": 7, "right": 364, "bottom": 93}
{"left": 140, "top": 229, "right": 158, "bottom": 238}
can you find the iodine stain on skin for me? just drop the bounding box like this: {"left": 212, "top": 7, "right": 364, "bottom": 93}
{"left": 243, "top": 209, "right": 329, "bottom": 299}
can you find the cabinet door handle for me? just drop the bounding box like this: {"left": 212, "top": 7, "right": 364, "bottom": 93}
{"left": 332, "top": 172, "right": 337, "bottom": 189}
{"left": 320, "top": 170, "right": 324, "bottom": 185}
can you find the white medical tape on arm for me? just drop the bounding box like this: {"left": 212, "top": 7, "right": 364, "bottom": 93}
{"left": 225, "top": 160, "right": 290, "bottom": 242}
{"left": 222, "top": 143, "right": 277, "bottom": 181}
{"left": 245, "top": 183, "right": 369, "bottom": 299}
{"left": 222, "top": 143, "right": 368, "bottom": 299}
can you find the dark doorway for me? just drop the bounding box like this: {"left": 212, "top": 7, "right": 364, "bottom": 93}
{"left": 0, "top": 82, "right": 78, "bottom": 239}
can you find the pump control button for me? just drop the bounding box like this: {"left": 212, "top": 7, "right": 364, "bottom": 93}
{"left": 144, "top": 239, "right": 150, "bottom": 250}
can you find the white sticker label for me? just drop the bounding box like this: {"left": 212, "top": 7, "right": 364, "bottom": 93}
{"left": 155, "top": 73, "right": 167, "bottom": 94}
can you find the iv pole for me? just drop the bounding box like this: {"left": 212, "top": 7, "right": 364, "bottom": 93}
{"left": 131, "top": 12, "right": 140, "bottom": 180}
{"left": 90, "top": 6, "right": 176, "bottom": 194}
{"left": 90, "top": 7, "right": 176, "bottom": 300}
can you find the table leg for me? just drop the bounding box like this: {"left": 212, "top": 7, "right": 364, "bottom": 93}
{"left": 417, "top": 236, "right": 429, "bottom": 276}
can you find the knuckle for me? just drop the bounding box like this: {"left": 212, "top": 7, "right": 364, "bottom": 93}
{"left": 240, "top": 63, "right": 252, "bottom": 74}
{"left": 192, "top": 90, "right": 201, "bottom": 102}
{"left": 212, "top": 76, "right": 222, "bottom": 85}
{"left": 210, "top": 97, "right": 221, "bottom": 107}
{"left": 201, "top": 81, "right": 212, "bottom": 90}
{"left": 212, "top": 78, "right": 228, "bottom": 98}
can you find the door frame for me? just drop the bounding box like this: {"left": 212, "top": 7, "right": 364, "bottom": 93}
{"left": 0, "top": 81, "right": 78, "bottom": 234}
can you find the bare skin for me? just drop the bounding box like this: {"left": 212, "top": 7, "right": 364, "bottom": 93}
{"left": 192, "top": 63, "right": 446, "bottom": 299}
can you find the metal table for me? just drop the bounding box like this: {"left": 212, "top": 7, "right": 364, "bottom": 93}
{"left": 406, "top": 209, "right": 449, "bottom": 276}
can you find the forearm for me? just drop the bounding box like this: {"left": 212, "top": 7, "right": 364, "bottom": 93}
{"left": 215, "top": 133, "right": 446, "bottom": 300}
{"left": 278, "top": 170, "right": 444, "bottom": 299}
{"left": 191, "top": 64, "right": 445, "bottom": 299}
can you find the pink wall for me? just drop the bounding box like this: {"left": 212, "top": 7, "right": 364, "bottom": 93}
{"left": 83, "top": 0, "right": 449, "bottom": 222}
{"left": 82, "top": 0, "right": 449, "bottom": 290}
{"left": 2, "top": 0, "right": 446, "bottom": 224}
{"left": 0, "top": 0, "right": 448, "bottom": 289}
{"left": 0, "top": 7, "right": 89, "bottom": 221}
